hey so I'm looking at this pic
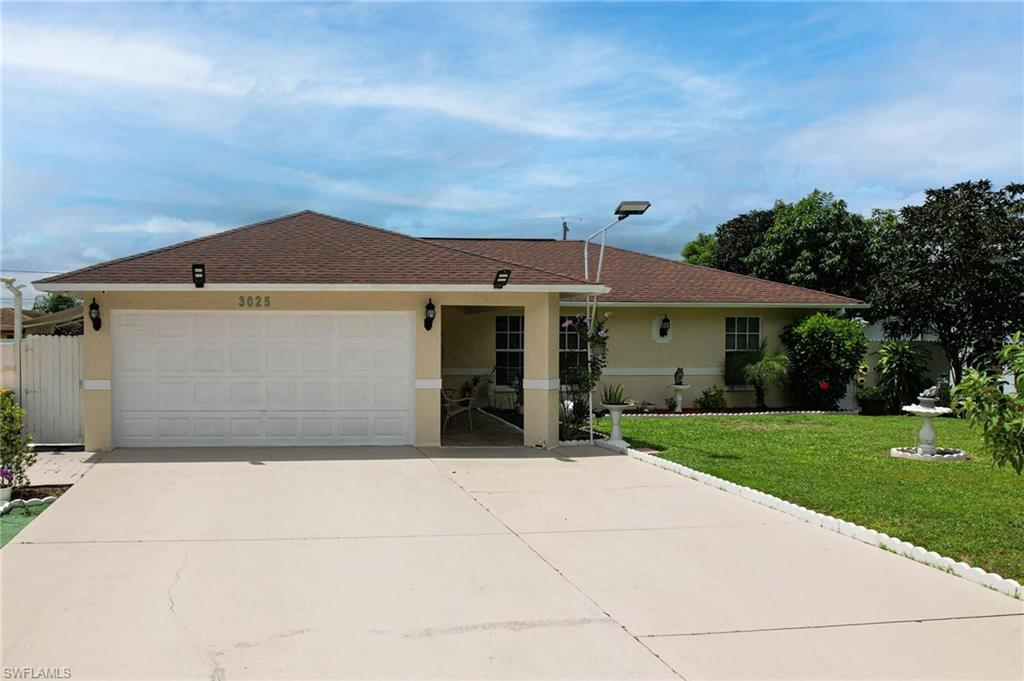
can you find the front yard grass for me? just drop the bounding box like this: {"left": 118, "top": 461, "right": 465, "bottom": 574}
{"left": 1, "top": 503, "right": 50, "bottom": 548}
{"left": 600, "top": 414, "right": 1024, "bottom": 583}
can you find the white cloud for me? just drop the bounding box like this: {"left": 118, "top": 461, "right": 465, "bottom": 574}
{"left": 4, "top": 23, "right": 250, "bottom": 95}
{"left": 94, "top": 216, "right": 221, "bottom": 236}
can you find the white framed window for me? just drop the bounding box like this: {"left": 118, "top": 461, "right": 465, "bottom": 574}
{"left": 725, "top": 316, "right": 761, "bottom": 351}
{"left": 559, "top": 316, "right": 588, "bottom": 372}
{"left": 495, "top": 314, "right": 524, "bottom": 386}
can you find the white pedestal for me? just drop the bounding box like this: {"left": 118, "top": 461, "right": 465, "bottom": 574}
{"left": 667, "top": 384, "right": 691, "bottom": 413}
{"left": 603, "top": 404, "right": 629, "bottom": 442}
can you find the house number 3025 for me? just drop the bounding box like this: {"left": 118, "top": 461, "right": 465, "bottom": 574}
{"left": 238, "top": 295, "right": 271, "bottom": 308}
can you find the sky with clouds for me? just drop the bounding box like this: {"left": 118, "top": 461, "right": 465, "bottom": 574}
{"left": 2, "top": 2, "right": 1022, "bottom": 304}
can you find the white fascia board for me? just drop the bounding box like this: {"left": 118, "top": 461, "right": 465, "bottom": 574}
{"left": 560, "top": 300, "right": 869, "bottom": 309}
{"left": 36, "top": 282, "right": 609, "bottom": 294}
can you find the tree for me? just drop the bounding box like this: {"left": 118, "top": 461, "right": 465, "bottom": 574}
{"left": 952, "top": 332, "right": 1024, "bottom": 474}
{"left": 709, "top": 208, "right": 774, "bottom": 274}
{"left": 32, "top": 292, "right": 79, "bottom": 314}
{"left": 681, "top": 232, "right": 717, "bottom": 266}
{"left": 746, "top": 190, "right": 877, "bottom": 299}
{"left": 870, "top": 180, "right": 1024, "bottom": 382}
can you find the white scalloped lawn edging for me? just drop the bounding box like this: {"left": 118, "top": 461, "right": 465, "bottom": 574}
{"left": 596, "top": 439, "right": 1023, "bottom": 601}
{"left": 0, "top": 496, "right": 57, "bottom": 516}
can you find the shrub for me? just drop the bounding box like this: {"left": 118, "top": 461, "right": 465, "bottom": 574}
{"left": 952, "top": 332, "right": 1024, "bottom": 474}
{"left": 724, "top": 350, "right": 759, "bottom": 386}
{"left": 876, "top": 340, "right": 930, "bottom": 413}
{"left": 742, "top": 341, "right": 790, "bottom": 409}
{"left": 696, "top": 385, "right": 727, "bottom": 411}
{"left": 601, "top": 384, "right": 627, "bottom": 405}
{"left": 856, "top": 386, "right": 888, "bottom": 416}
{"left": 1, "top": 389, "right": 35, "bottom": 487}
{"left": 782, "top": 313, "right": 868, "bottom": 410}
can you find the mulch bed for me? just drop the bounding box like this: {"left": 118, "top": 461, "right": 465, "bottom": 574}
{"left": 13, "top": 485, "right": 71, "bottom": 501}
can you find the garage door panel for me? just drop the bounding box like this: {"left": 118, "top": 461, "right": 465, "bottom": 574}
{"left": 113, "top": 311, "right": 413, "bottom": 446}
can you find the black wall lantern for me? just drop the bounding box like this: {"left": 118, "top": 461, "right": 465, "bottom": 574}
{"left": 88, "top": 298, "right": 102, "bottom": 331}
{"left": 659, "top": 314, "right": 671, "bottom": 337}
{"left": 493, "top": 269, "right": 511, "bottom": 289}
{"left": 192, "top": 263, "right": 206, "bottom": 288}
{"left": 424, "top": 298, "right": 436, "bottom": 331}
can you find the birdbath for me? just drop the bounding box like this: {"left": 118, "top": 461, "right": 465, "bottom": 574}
{"left": 602, "top": 403, "right": 630, "bottom": 443}
{"left": 890, "top": 388, "right": 966, "bottom": 461}
{"left": 667, "top": 384, "right": 691, "bottom": 413}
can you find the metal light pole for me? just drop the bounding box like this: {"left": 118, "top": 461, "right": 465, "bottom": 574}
{"left": 582, "top": 201, "right": 650, "bottom": 443}
{"left": 2, "top": 278, "right": 26, "bottom": 404}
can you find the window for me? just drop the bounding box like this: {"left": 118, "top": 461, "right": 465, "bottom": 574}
{"left": 725, "top": 316, "right": 761, "bottom": 351}
{"left": 495, "top": 315, "right": 524, "bottom": 386}
{"left": 559, "top": 315, "right": 588, "bottom": 372}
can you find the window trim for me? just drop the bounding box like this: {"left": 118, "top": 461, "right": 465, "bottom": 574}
{"left": 725, "top": 315, "right": 762, "bottom": 353}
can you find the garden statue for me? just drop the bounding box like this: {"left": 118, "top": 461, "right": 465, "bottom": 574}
{"left": 674, "top": 367, "right": 686, "bottom": 385}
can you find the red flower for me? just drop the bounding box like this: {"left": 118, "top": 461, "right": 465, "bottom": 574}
{"left": 819, "top": 380, "right": 830, "bottom": 391}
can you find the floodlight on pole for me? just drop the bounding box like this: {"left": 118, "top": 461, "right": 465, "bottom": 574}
{"left": 580, "top": 201, "right": 650, "bottom": 444}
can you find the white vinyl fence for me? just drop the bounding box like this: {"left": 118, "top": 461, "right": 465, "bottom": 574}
{"left": 15, "top": 335, "right": 83, "bottom": 444}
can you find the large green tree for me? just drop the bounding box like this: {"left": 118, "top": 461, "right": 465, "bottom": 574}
{"left": 870, "top": 180, "right": 1024, "bottom": 382}
{"left": 746, "top": 190, "right": 877, "bottom": 299}
{"left": 681, "top": 232, "right": 717, "bottom": 266}
{"left": 32, "top": 292, "right": 79, "bottom": 314}
{"left": 709, "top": 208, "right": 774, "bottom": 274}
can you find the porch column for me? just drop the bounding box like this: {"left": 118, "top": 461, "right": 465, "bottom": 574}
{"left": 414, "top": 298, "right": 441, "bottom": 446}
{"left": 523, "top": 293, "right": 560, "bottom": 448}
{"left": 83, "top": 293, "right": 113, "bottom": 451}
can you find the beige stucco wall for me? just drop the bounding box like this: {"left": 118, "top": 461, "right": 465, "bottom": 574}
{"left": 440, "top": 304, "right": 810, "bottom": 410}
{"left": 82, "top": 290, "right": 561, "bottom": 451}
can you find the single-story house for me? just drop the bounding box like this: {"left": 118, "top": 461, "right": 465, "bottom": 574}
{"left": 35, "top": 210, "right": 864, "bottom": 450}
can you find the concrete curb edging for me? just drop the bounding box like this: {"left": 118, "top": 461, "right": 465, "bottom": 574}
{"left": 0, "top": 497, "right": 57, "bottom": 516}
{"left": 595, "top": 440, "right": 1024, "bottom": 601}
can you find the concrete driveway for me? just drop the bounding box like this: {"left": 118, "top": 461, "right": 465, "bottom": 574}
{"left": 3, "top": 446, "right": 1021, "bottom": 679}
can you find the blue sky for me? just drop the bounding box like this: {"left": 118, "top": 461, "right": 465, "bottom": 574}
{"left": 2, "top": 2, "right": 1022, "bottom": 305}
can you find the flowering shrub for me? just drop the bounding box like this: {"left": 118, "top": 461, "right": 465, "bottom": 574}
{"left": 559, "top": 312, "right": 611, "bottom": 440}
{"left": 782, "top": 313, "right": 867, "bottom": 410}
{"left": 696, "top": 385, "right": 727, "bottom": 411}
{"left": 1, "top": 389, "right": 35, "bottom": 487}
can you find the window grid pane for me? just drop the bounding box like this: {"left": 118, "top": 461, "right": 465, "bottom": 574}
{"left": 725, "top": 317, "right": 761, "bottom": 353}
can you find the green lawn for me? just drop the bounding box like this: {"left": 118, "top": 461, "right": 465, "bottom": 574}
{"left": 599, "top": 414, "right": 1024, "bottom": 583}
{"left": 0, "top": 503, "right": 50, "bottom": 548}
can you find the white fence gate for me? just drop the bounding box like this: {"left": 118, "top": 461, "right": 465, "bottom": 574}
{"left": 19, "top": 335, "right": 84, "bottom": 444}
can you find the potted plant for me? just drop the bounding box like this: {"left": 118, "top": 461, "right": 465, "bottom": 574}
{"left": 856, "top": 385, "right": 887, "bottom": 416}
{"left": 601, "top": 383, "right": 630, "bottom": 442}
{"left": 0, "top": 467, "right": 12, "bottom": 502}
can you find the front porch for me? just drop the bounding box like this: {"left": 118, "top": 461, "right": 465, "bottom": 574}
{"left": 437, "top": 301, "right": 561, "bottom": 447}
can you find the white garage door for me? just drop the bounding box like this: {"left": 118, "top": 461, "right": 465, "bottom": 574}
{"left": 111, "top": 310, "right": 414, "bottom": 447}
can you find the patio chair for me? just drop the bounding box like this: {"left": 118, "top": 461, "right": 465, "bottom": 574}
{"left": 441, "top": 389, "right": 473, "bottom": 433}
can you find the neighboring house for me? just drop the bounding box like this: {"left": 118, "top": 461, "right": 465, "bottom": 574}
{"left": 0, "top": 308, "right": 43, "bottom": 339}
{"left": 34, "top": 211, "right": 863, "bottom": 451}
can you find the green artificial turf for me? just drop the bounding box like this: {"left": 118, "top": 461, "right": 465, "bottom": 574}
{"left": 599, "top": 414, "right": 1024, "bottom": 582}
{"left": 0, "top": 503, "right": 50, "bottom": 548}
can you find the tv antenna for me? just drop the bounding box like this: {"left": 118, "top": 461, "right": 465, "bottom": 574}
{"left": 561, "top": 216, "right": 583, "bottom": 240}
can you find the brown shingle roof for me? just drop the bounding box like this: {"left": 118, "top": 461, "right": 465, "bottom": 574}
{"left": 0, "top": 308, "right": 42, "bottom": 331}
{"left": 35, "top": 211, "right": 591, "bottom": 288}
{"left": 430, "top": 238, "right": 864, "bottom": 306}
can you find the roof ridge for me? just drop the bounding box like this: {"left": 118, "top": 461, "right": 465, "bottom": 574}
{"left": 34, "top": 210, "right": 317, "bottom": 284}
{"left": 301, "top": 212, "right": 590, "bottom": 285}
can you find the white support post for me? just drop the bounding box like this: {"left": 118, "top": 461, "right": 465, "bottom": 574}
{"left": 1, "top": 278, "right": 25, "bottom": 405}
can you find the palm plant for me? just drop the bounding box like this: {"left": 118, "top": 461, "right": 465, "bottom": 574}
{"left": 742, "top": 341, "right": 790, "bottom": 409}
{"left": 876, "top": 340, "right": 930, "bottom": 413}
